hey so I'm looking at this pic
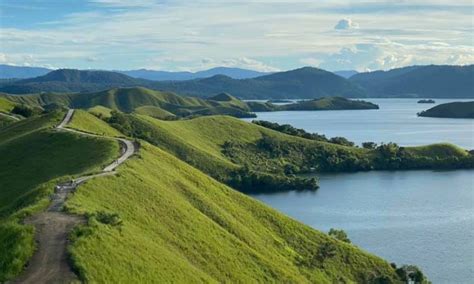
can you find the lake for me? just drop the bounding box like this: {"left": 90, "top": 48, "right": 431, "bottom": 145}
{"left": 246, "top": 99, "right": 474, "bottom": 283}
{"left": 244, "top": 98, "right": 474, "bottom": 149}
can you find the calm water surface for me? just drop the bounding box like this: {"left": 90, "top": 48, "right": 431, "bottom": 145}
{"left": 245, "top": 98, "right": 474, "bottom": 149}
{"left": 246, "top": 99, "right": 474, "bottom": 283}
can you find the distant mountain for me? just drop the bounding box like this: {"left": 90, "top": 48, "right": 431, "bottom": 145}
{"left": 334, "top": 70, "right": 358, "bottom": 78}
{"left": 120, "top": 67, "right": 270, "bottom": 81}
{"left": 0, "top": 64, "right": 51, "bottom": 79}
{"left": 155, "top": 67, "right": 367, "bottom": 99}
{"left": 0, "top": 69, "right": 150, "bottom": 94}
{"left": 0, "top": 67, "right": 367, "bottom": 99}
{"left": 351, "top": 65, "right": 474, "bottom": 98}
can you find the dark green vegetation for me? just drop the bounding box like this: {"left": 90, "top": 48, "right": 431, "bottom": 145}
{"left": 417, "top": 99, "right": 435, "bottom": 104}
{"left": 351, "top": 65, "right": 474, "bottom": 98}
{"left": 418, "top": 101, "right": 474, "bottom": 118}
{"left": 280, "top": 97, "right": 378, "bottom": 111}
{"left": 104, "top": 113, "right": 472, "bottom": 196}
{"left": 0, "top": 88, "right": 379, "bottom": 120}
{"left": 0, "top": 111, "right": 118, "bottom": 281}
{"left": 0, "top": 67, "right": 367, "bottom": 99}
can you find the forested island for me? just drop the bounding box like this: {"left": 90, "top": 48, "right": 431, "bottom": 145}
{"left": 417, "top": 99, "right": 435, "bottom": 104}
{"left": 418, "top": 101, "right": 474, "bottom": 118}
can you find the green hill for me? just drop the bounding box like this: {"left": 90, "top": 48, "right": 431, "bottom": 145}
{"left": 64, "top": 141, "right": 403, "bottom": 283}
{"left": 0, "top": 111, "right": 118, "bottom": 280}
{"left": 418, "top": 101, "right": 474, "bottom": 118}
{"left": 351, "top": 65, "right": 474, "bottom": 98}
{"left": 103, "top": 113, "right": 472, "bottom": 194}
{"left": 0, "top": 88, "right": 378, "bottom": 119}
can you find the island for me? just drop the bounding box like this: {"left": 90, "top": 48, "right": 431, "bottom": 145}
{"left": 248, "top": 97, "right": 379, "bottom": 112}
{"left": 417, "top": 99, "right": 435, "bottom": 104}
{"left": 418, "top": 101, "right": 474, "bottom": 118}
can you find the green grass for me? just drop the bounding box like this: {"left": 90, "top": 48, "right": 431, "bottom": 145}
{"left": 66, "top": 142, "right": 401, "bottom": 283}
{"left": 0, "top": 97, "right": 16, "bottom": 112}
{"left": 405, "top": 143, "right": 469, "bottom": 157}
{"left": 0, "top": 111, "right": 119, "bottom": 281}
{"left": 0, "top": 115, "right": 16, "bottom": 129}
{"left": 87, "top": 105, "right": 114, "bottom": 119}
{"left": 418, "top": 101, "right": 474, "bottom": 119}
{"left": 68, "top": 110, "right": 122, "bottom": 137}
{"left": 134, "top": 105, "right": 176, "bottom": 119}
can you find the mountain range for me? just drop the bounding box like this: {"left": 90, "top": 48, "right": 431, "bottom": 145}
{"left": 0, "top": 67, "right": 367, "bottom": 98}
{"left": 351, "top": 65, "right": 474, "bottom": 98}
{"left": 0, "top": 65, "right": 269, "bottom": 80}
{"left": 0, "top": 64, "right": 472, "bottom": 99}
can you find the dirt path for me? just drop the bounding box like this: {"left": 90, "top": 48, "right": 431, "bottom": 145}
{"left": 14, "top": 109, "right": 135, "bottom": 284}
{"left": 0, "top": 111, "right": 21, "bottom": 121}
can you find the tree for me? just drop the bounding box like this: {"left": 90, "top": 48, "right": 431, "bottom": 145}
{"left": 311, "top": 242, "right": 337, "bottom": 267}
{"left": 362, "top": 142, "right": 377, "bottom": 149}
{"left": 328, "top": 228, "right": 351, "bottom": 243}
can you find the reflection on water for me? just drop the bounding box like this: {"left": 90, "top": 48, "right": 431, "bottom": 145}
{"left": 252, "top": 170, "right": 474, "bottom": 283}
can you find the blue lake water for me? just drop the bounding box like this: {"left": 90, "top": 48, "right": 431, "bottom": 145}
{"left": 246, "top": 99, "right": 474, "bottom": 283}
{"left": 244, "top": 98, "right": 474, "bottom": 149}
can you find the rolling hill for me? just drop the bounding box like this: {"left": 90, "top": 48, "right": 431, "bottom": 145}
{"left": 0, "top": 110, "right": 424, "bottom": 283}
{"left": 0, "top": 87, "right": 379, "bottom": 119}
{"left": 351, "top": 65, "right": 474, "bottom": 98}
{"left": 418, "top": 101, "right": 474, "bottom": 118}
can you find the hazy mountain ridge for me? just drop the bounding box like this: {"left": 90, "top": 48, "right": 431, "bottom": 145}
{"left": 351, "top": 65, "right": 474, "bottom": 98}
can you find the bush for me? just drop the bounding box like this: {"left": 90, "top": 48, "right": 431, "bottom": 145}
{"left": 362, "top": 142, "right": 377, "bottom": 149}
{"left": 11, "top": 105, "right": 41, "bottom": 118}
{"left": 328, "top": 228, "right": 351, "bottom": 243}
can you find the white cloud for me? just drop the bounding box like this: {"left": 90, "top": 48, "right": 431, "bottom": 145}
{"left": 334, "top": 18, "right": 359, "bottom": 30}
{"left": 1, "top": 1, "right": 473, "bottom": 71}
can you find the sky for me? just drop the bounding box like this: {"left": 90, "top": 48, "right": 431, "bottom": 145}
{"left": 0, "top": 0, "right": 473, "bottom": 72}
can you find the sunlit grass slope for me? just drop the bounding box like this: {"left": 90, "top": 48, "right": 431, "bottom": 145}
{"left": 0, "top": 111, "right": 119, "bottom": 281}
{"left": 68, "top": 109, "right": 122, "bottom": 137}
{"left": 66, "top": 142, "right": 401, "bottom": 283}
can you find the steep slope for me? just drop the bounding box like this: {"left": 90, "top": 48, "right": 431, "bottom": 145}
{"left": 351, "top": 65, "right": 474, "bottom": 98}
{"left": 418, "top": 101, "right": 474, "bottom": 118}
{"left": 0, "top": 111, "right": 118, "bottom": 281}
{"left": 65, "top": 141, "right": 403, "bottom": 283}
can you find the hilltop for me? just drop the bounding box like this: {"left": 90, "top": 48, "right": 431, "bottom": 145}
{"left": 418, "top": 101, "right": 474, "bottom": 118}
{"left": 0, "top": 87, "right": 379, "bottom": 119}
{"left": 351, "top": 65, "right": 474, "bottom": 98}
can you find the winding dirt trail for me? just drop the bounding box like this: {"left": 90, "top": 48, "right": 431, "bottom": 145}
{"left": 0, "top": 112, "right": 21, "bottom": 121}
{"left": 14, "top": 109, "right": 136, "bottom": 284}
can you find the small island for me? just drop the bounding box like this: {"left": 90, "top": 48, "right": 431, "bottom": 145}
{"left": 418, "top": 99, "right": 435, "bottom": 104}
{"left": 268, "top": 99, "right": 293, "bottom": 104}
{"left": 418, "top": 101, "right": 474, "bottom": 119}
{"left": 248, "top": 97, "right": 379, "bottom": 112}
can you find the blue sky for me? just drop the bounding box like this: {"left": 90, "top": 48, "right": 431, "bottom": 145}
{"left": 0, "top": 0, "right": 473, "bottom": 72}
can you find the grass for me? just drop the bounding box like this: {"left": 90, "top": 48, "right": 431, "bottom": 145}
{"left": 0, "top": 111, "right": 119, "bottom": 281}
{"left": 0, "top": 115, "right": 16, "bottom": 129}
{"left": 68, "top": 109, "right": 122, "bottom": 137}
{"left": 0, "top": 97, "right": 16, "bottom": 112}
{"left": 66, "top": 142, "right": 401, "bottom": 283}
{"left": 134, "top": 105, "right": 176, "bottom": 119}
{"left": 87, "top": 105, "right": 114, "bottom": 119}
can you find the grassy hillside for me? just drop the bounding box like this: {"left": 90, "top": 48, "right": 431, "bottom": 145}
{"left": 0, "top": 97, "right": 16, "bottom": 112}
{"left": 0, "top": 115, "right": 15, "bottom": 128}
{"left": 0, "top": 111, "right": 118, "bottom": 281}
{"left": 418, "top": 101, "right": 474, "bottom": 118}
{"left": 65, "top": 142, "right": 402, "bottom": 283}
{"left": 68, "top": 110, "right": 122, "bottom": 137}
{"left": 102, "top": 113, "right": 472, "bottom": 195}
